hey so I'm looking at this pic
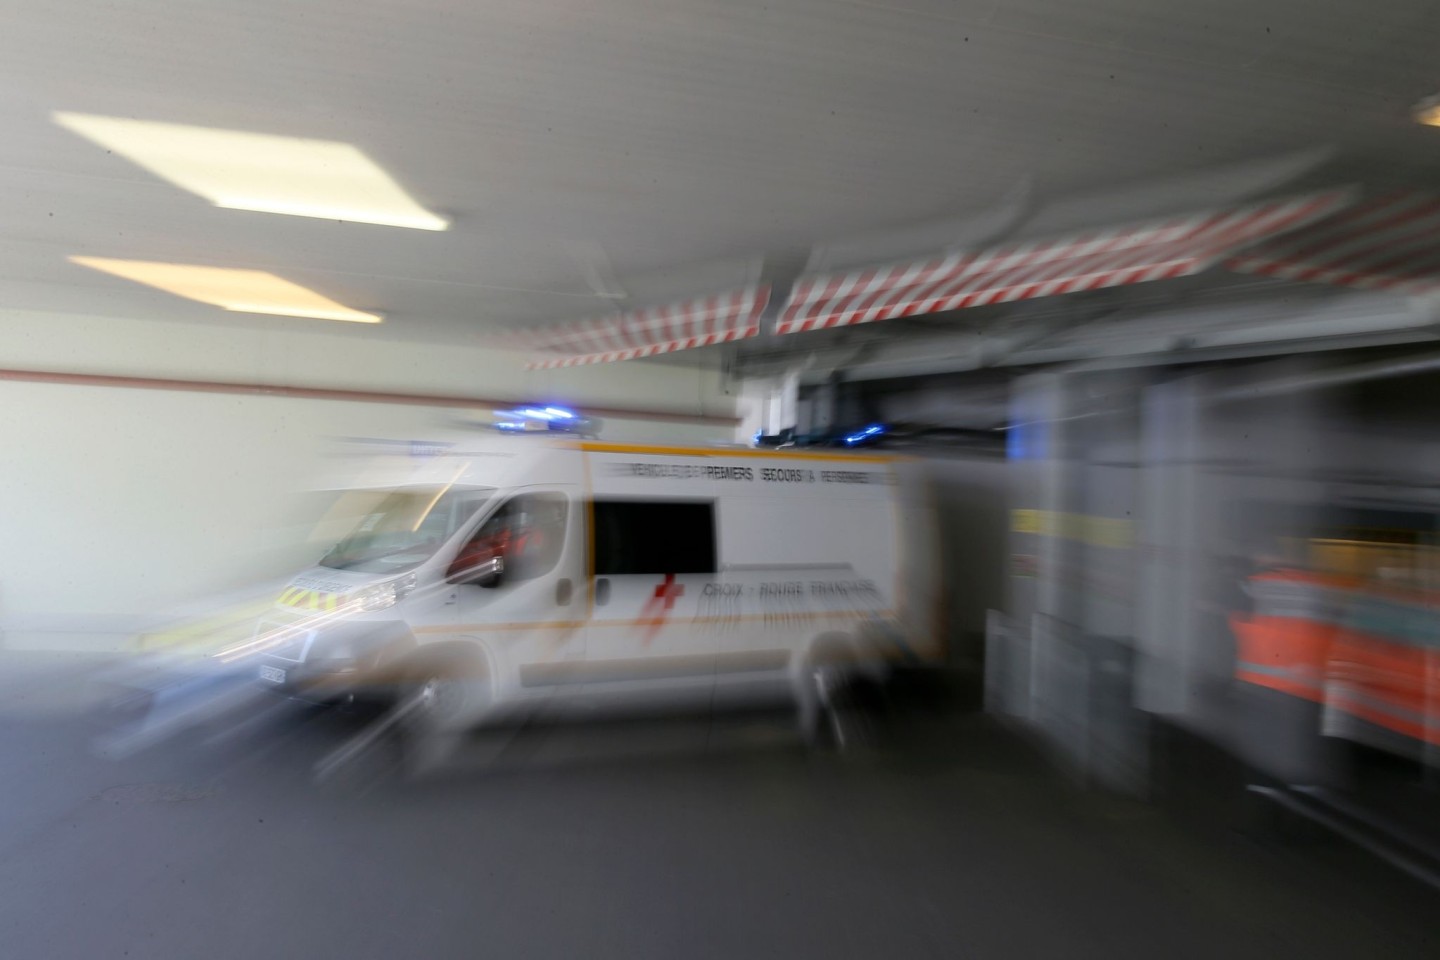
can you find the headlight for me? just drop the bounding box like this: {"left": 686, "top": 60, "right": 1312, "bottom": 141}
{"left": 356, "top": 573, "right": 417, "bottom": 611}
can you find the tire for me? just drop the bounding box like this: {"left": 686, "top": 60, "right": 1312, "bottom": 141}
{"left": 801, "top": 665, "right": 885, "bottom": 754}
{"left": 403, "top": 651, "right": 492, "bottom": 736}
{"left": 388, "top": 647, "right": 490, "bottom": 777}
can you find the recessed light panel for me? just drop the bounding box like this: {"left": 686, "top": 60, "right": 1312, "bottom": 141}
{"left": 54, "top": 112, "right": 448, "bottom": 230}
{"left": 70, "top": 256, "right": 383, "bottom": 323}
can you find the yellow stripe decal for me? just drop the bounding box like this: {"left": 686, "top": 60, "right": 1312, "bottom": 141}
{"left": 412, "top": 609, "right": 896, "bottom": 634}
{"left": 575, "top": 441, "right": 901, "bottom": 463}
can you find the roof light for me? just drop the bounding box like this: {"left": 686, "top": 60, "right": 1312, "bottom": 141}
{"left": 502, "top": 406, "right": 581, "bottom": 423}
{"left": 68, "top": 256, "right": 382, "bottom": 323}
{"left": 53, "top": 112, "right": 449, "bottom": 230}
{"left": 843, "top": 424, "right": 887, "bottom": 446}
{"left": 493, "top": 405, "right": 598, "bottom": 436}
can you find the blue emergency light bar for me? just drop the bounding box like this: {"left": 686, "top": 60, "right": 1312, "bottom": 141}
{"left": 503, "top": 406, "right": 577, "bottom": 421}
{"left": 493, "top": 405, "right": 599, "bottom": 437}
{"left": 843, "top": 423, "right": 887, "bottom": 446}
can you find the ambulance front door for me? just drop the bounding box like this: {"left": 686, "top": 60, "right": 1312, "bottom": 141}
{"left": 584, "top": 497, "right": 718, "bottom": 711}
{"left": 450, "top": 488, "right": 586, "bottom": 703}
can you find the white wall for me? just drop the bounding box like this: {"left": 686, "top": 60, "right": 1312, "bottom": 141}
{"left": 0, "top": 309, "right": 736, "bottom": 650}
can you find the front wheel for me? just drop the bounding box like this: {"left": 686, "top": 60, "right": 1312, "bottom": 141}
{"left": 405, "top": 665, "right": 490, "bottom": 735}
{"left": 396, "top": 651, "right": 491, "bottom": 775}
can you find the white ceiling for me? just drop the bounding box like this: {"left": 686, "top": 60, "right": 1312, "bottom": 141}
{"left": 2, "top": 0, "right": 1438, "bottom": 348}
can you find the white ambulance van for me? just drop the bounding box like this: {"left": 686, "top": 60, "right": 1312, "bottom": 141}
{"left": 244, "top": 437, "right": 941, "bottom": 740}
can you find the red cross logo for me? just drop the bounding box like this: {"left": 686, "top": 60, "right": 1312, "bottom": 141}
{"left": 639, "top": 573, "right": 685, "bottom": 644}
{"left": 653, "top": 573, "right": 685, "bottom": 609}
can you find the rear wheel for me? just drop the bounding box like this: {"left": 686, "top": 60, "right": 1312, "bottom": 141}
{"left": 801, "top": 665, "right": 886, "bottom": 753}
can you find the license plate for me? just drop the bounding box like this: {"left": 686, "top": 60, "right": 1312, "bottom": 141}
{"left": 259, "top": 665, "right": 286, "bottom": 684}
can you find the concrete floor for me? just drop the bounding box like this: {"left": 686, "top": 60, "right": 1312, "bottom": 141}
{"left": 1, "top": 653, "right": 1438, "bottom": 960}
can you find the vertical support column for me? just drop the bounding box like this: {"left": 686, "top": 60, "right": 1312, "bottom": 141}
{"left": 1074, "top": 372, "right": 1148, "bottom": 795}
{"left": 1134, "top": 375, "right": 1205, "bottom": 718}
{"left": 1024, "top": 374, "right": 1084, "bottom": 629}
{"left": 811, "top": 377, "right": 838, "bottom": 435}
{"left": 736, "top": 380, "right": 768, "bottom": 444}
{"left": 997, "top": 372, "right": 1077, "bottom": 723}
{"left": 771, "top": 368, "right": 800, "bottom": 436}
{"left": 1000, "top": 370, "right": 1151, "bottom": 794}
{"left": 734, "top": 369, "right": 803, "bottom": 444}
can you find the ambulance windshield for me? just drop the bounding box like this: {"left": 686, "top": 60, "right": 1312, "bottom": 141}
{"left": 319, "top": 487, "right": 491, "bottom": 574}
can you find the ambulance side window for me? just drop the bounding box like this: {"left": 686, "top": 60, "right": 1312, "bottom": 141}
{"left": 592, "top": 500, "right": 716, "bottom": 575}
{"left": 451, "top": 493, "right": 568, "bottom": 584}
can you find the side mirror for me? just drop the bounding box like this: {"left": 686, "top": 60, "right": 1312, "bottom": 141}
{"left": 451, "top": 555, "right": 504, "bottom": 588}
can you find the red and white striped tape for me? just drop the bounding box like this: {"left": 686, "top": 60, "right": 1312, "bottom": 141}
{"left": 1228, "top": 192, "right": 1440, "bottom": 294}
{"left": 511, "top": 286, "right": 770, "bottom": 370}
{"left": 777, "top": 190, "right": 1353, "bottom": 335}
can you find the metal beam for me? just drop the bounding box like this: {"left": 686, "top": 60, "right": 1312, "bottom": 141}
{"left": 1212, "top": 350, "right": 1440, "bottom": 402}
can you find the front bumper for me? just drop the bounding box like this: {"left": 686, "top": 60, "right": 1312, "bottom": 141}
{"left": 253, "top": 617, "right": 415, "bottom": 701}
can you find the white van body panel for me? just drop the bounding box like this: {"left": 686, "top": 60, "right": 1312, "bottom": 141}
{"left": 254, "top": 439, "right": 940, "bottom": 726}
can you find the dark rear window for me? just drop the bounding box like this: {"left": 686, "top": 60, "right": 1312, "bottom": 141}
{"left": 592, "top": 500, "right": 717, "bottom": 575}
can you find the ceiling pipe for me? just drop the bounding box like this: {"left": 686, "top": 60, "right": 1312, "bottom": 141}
{"left": 0, "top": 368, "right": 738, "bottom": 426}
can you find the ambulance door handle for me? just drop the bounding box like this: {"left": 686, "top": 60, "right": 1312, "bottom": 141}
{"left": 555, "top": 578, "right": 573, "bottom": 607}
{"left": 594, "top": 578, "right": 610, "bottom": 607}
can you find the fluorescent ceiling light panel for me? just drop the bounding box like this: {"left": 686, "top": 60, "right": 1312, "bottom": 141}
{"left": 53, "top": 112, "right": 449, "bottom": 230}
{"left": 70, "top": 256, "right": 382, "bottom": 323}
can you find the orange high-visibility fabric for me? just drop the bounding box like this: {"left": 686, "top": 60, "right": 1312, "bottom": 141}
{"left": 1233, "top": 615, "right": 1335, "bottom": 702}
{"left": 1232, "top": 570, "right": 1354, "bottom": 702}
{"left": 1327, "top": 589, "right": 1440, "bottom": 745}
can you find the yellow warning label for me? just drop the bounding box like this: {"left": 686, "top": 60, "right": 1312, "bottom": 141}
{"left": 134, "top": 599, "right": 275, "bottom": 655}
{"left": 1011, "top": 509, "right": 1041, "bottom": 534}
{"left": 278, "top": 587, "right": 346, "bottom": 610}
{"left": 1010, "top": 509, "right": 1132, "bottom": 548}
